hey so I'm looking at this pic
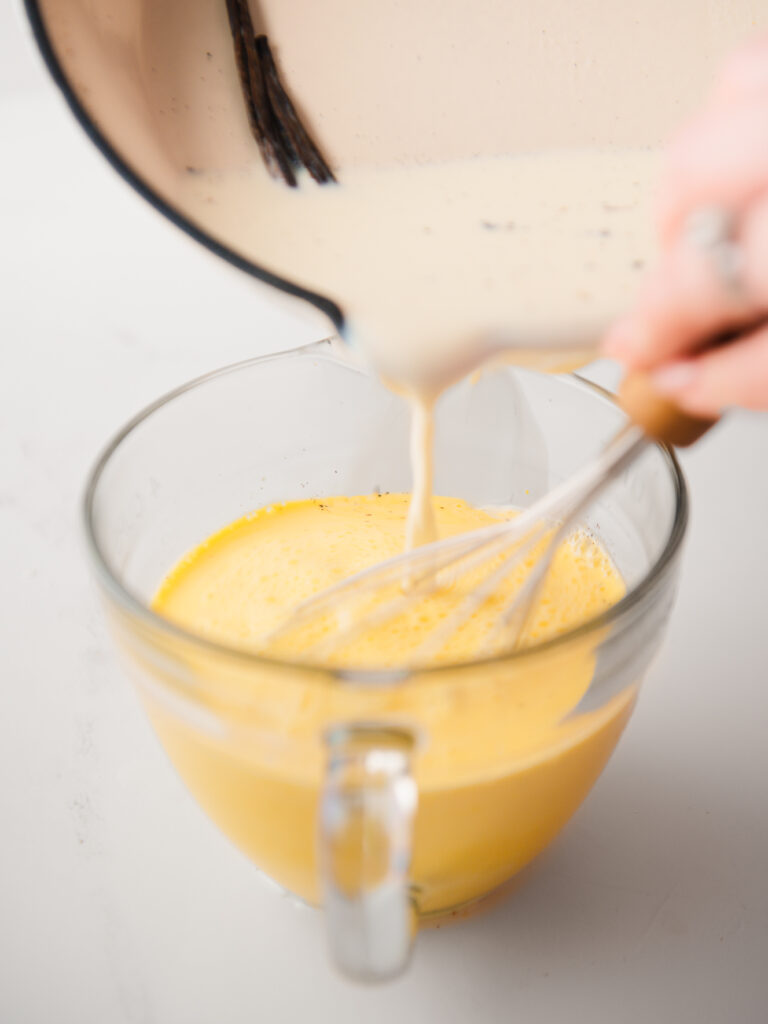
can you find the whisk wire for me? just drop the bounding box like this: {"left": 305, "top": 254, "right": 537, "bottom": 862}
{"left": 496, "top": 423, "right": 647, "bottom": 653}
{"left": 412, "top": 518, "right": 552, "bottom": 662}
{"left": 267, "top": 422, "right": 648, "bottom": 663}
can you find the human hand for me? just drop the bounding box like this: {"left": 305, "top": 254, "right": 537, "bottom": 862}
{"left": 603, "top": 34, "right": 768, "bottom": 416}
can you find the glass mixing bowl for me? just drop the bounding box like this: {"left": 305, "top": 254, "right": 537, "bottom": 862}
{"left": 84, "top": 341, "right": 687, "bottom": 980}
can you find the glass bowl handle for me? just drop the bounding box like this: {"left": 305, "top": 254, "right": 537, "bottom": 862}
{"left": 319, "top": 724, "right": 418, "bottom": 982}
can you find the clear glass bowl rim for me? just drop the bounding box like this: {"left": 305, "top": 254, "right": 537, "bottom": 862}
{"left": 82, "top": 341, "right": 688, "bottom": 685}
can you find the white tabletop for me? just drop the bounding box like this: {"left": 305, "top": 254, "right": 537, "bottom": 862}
{"left": 3, "top": 12, "right": 767, "bottom": 1022}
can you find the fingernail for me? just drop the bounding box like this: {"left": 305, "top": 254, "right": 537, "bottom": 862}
{"left": 602, "top": 319, "right": 647, "bottom": 360}
{"left": 652, "top": 362, "right": 697, "bottom": 395}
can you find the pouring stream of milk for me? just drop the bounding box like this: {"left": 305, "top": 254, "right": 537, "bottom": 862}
{"left": 405, "top": 394, "right": 438, "bottom": 549}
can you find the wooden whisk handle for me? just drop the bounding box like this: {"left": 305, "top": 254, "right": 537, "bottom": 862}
{"left": 618, "top": 371, "right": 717, "bottom": 448}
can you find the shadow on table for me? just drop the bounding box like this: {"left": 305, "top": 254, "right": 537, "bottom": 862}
{"left": 417, "top": 751, "right": 766, "bottom": 984}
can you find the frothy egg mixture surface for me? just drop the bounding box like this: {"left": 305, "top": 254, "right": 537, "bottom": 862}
{"left": 154, "top": 494, "right": 624, "bottom": 669}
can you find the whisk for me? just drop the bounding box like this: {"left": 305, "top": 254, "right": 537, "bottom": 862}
{"left": 267, "top": 372, "right": 715, "bottom": 663}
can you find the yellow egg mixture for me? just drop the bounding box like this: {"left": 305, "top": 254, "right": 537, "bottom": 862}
{"left": 148, "top": 493, "right": 635, "bottom": 914}
{"left": 155, "top": 494, "right": 623, "bottom": 664}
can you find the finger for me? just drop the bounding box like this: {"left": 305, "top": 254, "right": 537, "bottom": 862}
{"left": 604, "top": 189, "right": 768, "bottom": 368}
{"left": 710, "top": 33, "right": 768, "bottom": 107}
{"left": 651, "top": 322, "right": 768, "bottom": 416}
{"left": 657, "top": 101, "right": 768, "bottom": 246}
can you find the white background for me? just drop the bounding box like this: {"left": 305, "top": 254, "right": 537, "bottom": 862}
{"left": 2, "top": 4, "right": 767, "bottom": 1021}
